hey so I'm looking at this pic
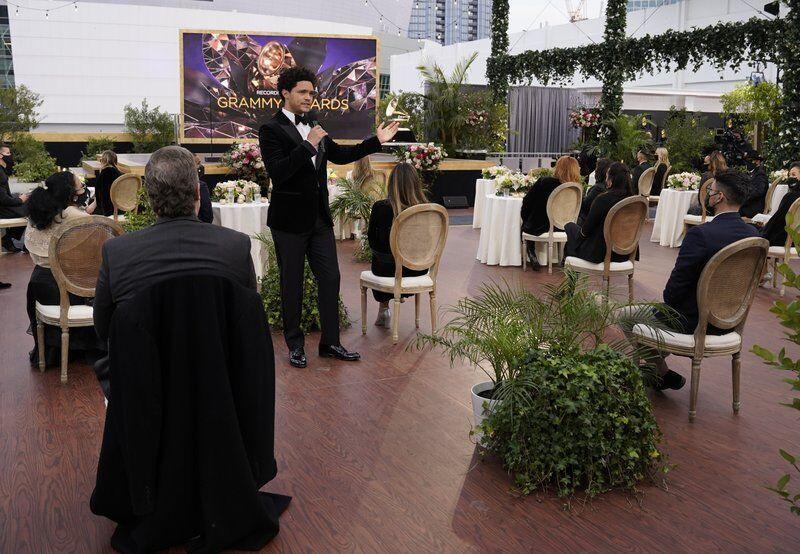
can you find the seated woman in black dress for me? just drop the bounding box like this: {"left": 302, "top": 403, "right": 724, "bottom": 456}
{"left": 521, "top": 155, "right": 582, "bottom": 267}
{"left": 564, "top": 162, "right": 633, "bottom": 263}
{"left": 651, "top": 147, "right": 669, "bottom": 196}
{"left": 24, "top": 171, "right": 102, "bottom": 367}
{"left": 761, "top": 162, "right": 800, "bottom": 246}
{"left": 578, "top": 157, "right": 610, "bottom": 226}
{"left": 367, "top": 163, "right": 428, "bottom": 328}
{"left": 87, "top": 150, "right": 122, "bottom": 216}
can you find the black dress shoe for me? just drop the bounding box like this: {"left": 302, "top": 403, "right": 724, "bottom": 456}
{"left": 319, "top": 344, "right": 361, "bottom": 361}
{"left": 289, "top": 347, "right": 307, "bottom": 368}
{"left": 655, "top": 370, "right": 686, "bottom": 391}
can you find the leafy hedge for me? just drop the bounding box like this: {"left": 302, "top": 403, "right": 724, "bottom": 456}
{"left": 479, "top": 345, "right": 666, "bottom": 498}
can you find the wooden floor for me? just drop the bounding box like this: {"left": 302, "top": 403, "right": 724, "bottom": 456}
{"left": 1, "top": 219, "right": 799, "bottom": 552}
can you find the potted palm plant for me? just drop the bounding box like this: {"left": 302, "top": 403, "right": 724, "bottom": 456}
{"left": 414, "top": 273, "right": 671, "bottom": 437}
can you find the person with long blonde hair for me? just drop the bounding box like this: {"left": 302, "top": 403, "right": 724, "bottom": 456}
{"left": 652, "top": 147, "right": 670, "bottom": 196}
{"left": 87, "top": 149, "right": 122, "bottom": 216}
{"left": 520, "top": 155, "right": 581, "bottom": 268}
{"left": 366, "top": 162, "right": 428, "bottom": 327}
{"left": 351, "top": 157, "right": 383, "bottom": 198}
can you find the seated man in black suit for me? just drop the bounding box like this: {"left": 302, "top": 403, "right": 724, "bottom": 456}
{"left": 93, "top": 146, "right": 256, "bottom": 384}
{"left": 740, "top": 153, "right": 769, "bottom": 218}
{"left": 652, "top": 169, "right": 758, "bottom": 391}
{"left": 0, "top": 144, "right": 29, "bottom": 252}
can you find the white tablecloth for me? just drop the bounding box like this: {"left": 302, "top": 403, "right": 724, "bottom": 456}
{"left": 651, "top": 189, "right": 697, "bottom": 248}
{"left": 476, "top": 195, "right": 523, "bottom": 266}
{"left": 472, "top": 179, "right": 496, "bottom": 229}
{"left": 212, "top": 201, "right": 270, "bottom": 278}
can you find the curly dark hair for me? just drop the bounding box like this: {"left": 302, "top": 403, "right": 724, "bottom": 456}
{"left": 606, "top": 162, "right": 632, "bottom": 195}
{"left": 27, "top": 171, "right": 76, "bottom": 230}
{"left": 712, "top": 169, "right": 748, "bottom": 206}
{"left": 144, "top": 146, "right": 198, "bottom": 218}
{"left": 277, "top": 66, "right": 317, "bottom": 101}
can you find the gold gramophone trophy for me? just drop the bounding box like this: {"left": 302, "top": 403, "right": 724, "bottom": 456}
{"left": 385, "top": 97, "right": 411, "bottom": 130}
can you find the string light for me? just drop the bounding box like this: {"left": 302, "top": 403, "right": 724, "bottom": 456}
{"left": 8, "top": 1, "right": 80, "bottom": 16}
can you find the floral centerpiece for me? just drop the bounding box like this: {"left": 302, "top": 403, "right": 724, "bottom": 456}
{"left": 482, "top": 165, "right": 512, "bottom": 179}
{"left": 395, "top": 143, "right": 446, "bottom": 173}
{"left": 495, "top": 172, "right": 531, "bottom": 196}
{"left": 213, "top": 179, "right": 262, "bottom": 204}
{"left": 771, "top": 169, "right": 789, "bottom": 183}
{"left": 528, "top": 167, "right": 554, "bottom": 180}
{"left": 221, "top": 142, "right": 267, "bottom": 190}
{"left": 666, "top": 172, "right": 702, "bottom": 190}
{"left": 569, "top": 106, "right": 601, "bottom": 129}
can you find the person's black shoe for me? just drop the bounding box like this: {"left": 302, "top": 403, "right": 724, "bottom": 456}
{"left": 655, "top": 370, "right": 686, "bottom": 391}
{"left": 1, "top": 237, "right": 21, "bottom": 253}
{"left": 289, "top": 347, "right": 307, "bottom": 368}
{"left": 0, "top": 281, "right": 11, "bottom": 289}
{"left": 319, "top": 344, "right": 361, "bottom": 361}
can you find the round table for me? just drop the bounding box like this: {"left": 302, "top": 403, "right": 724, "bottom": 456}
{"left": 651, "top": 189, "right": 697, "bottom": 248}
{"left": 476, "top": 194, "right": 523, "bottom": 266}
{"left": 472, "top": 179, "right": 496, "bottom": 229}
{"left": 212, "top": 201, "right": 270, "bottom": 278}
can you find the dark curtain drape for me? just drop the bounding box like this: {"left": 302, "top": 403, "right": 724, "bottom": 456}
{"left": 508, "top": 86, "right": 589, "bottom": 153}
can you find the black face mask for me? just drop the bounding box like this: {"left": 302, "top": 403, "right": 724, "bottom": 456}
{"left": 2, "top": 154, "right": 14, "bottom": 175}
{"left": 787, "top": 177, "right": 800, "bottom": 190}
{"left": 704, "top": 191, "right": 718, "bottom": 213}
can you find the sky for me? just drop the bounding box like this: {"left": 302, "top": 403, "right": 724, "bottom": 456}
{"left": 508, "top": 0, "right": 607, "bottom": 33}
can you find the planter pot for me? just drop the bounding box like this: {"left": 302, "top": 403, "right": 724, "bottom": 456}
{"left": 471, "top": 381, "right": 500, "bottom": 442}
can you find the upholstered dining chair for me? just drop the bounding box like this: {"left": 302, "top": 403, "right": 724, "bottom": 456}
{"left": 637, "top": 167, "right": 657, "bottom": 197}
{"left": 564, "top": 195, "right": 648, "bottom": 302}
{"left": 109, "top": 173, "right": 141, "bottom": 223}
{"left": 630, "top": 237, "right": 768, "bottom": 422}
{"left": 360, "top": 203, "right": 449, "bottom": 344}
{"left": 682, "top": 179, "right": 714, "bottom": 237}
{"left": 36, "top": 216, "right": 123, "bottom": 383}
{"left": 766, "top": 196, "right": 800, "bottom": 296}
{"left": 521, "top": 182, "right": 582, "bottom": 274}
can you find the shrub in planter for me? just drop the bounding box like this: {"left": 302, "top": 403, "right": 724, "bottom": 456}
{"left": 14, "top": 152, "right": 58, "bottom": 183}
{"left": 121, "top": 187, "right": 156, "bottom": 233}
{"left": 82, "top": 136, "right": 116, "bottom": 161}
{"left": 479, "top": 344, "right": 666, "bottom": 498}
{"left": 256, "top": 233, "right": 350, "bottom": 333}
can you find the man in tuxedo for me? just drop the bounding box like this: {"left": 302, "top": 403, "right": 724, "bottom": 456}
{"left": 652, "top": 169, "right": 758, "bottom": 391}
{"left": 259, "top": 66, "right": 399, "bottom": 368}
{"left": 93, "top": 146, "right": 256, "bottom": 392}
{"left": 0, "top": 144, "right": 29, "bottom": 252}
{"left": 630, "top": 149, "right": 650, "bottom": 194}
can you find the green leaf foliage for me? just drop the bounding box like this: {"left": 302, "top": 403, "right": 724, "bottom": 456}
{"left": 479, "top": 344, "right": 666, "bottom": 498}
{"left": 123, "top": 99, "right": 175, "bottom": 153}
{"left": 12, "top": 133, "right": 58, "bottom": 182}
{"left": 82, "top": 136, "right": 116, "bottom": 161}
{"left": 663, "top": 108, "right": 715, "bottom": 173}
{"left": 121, "top": 187, "right": 156, "bottom": 233}
{"left": 751, "top": 212, "right": 800, "bottom": 515}
{"left": 0, "top": 85, "right": 42, "bottom": 140}
{"left": 255, "top": 233, "right": 350, "bottom": 333}
{"left": 594, "top": 114, "right": 653, "bottom": 167}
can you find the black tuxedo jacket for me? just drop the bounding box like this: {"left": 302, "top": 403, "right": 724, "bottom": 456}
{"left": 663, "top": 212, "right": 758, "bottom": 332}
{"left": 259, "top": 110, "right": 382, "bottom": 234}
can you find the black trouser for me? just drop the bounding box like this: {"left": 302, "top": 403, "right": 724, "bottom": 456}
{"left": 271, "top": 218, "right": 341, "bottom": 349}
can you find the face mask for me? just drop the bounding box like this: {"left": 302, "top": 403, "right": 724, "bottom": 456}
{"left": 787, "top": 177, "right": 799, "bottom": 189}
{"left": 2, "top": 153, "right": 13, "bottom": 174}
{"left": 704, "top": 191, "right": 719, "bottom": 212}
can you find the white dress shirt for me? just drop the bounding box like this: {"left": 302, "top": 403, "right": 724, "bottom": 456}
{"left": 282, "top": 108, "right": 316, "bottom": 167}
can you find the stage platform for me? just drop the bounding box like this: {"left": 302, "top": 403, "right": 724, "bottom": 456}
{"left": 83, "top": 154, "right": 493, "bottom": 207}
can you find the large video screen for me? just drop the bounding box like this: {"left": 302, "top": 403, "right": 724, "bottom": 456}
{"left": 180, "top": 31, "right": 379, "bottom": 142}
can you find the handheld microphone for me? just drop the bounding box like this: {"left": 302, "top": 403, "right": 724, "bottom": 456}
{"left": 309, "top": 110, "right": 325, "bottom": 154}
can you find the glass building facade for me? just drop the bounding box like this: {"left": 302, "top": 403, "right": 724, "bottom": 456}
{"left": 408, "top": 0, "right": 492, "bottom": 46}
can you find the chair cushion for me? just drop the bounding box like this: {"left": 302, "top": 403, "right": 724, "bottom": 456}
{"left": 631, "top": 323, "right": 741, "bottom": 352}
{"left": 360, "top": 271, "right": 433, "bottom": 290}
{"left": 769, "top": 246, "right": 798, "bottom": 257}
{"left": 648, "top": 196, "right": 660, "bottom": 203}
{"left": 564, "top": 256, "right": 634, "bottom": 272}
{"left": 522, "top": 231, "right": 567, "bottom": 240}
{"left": 35, "top": 303, "right": 94, "bottom": 325}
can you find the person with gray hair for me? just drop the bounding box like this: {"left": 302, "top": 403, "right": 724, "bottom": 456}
{"left": 93, "top": 145, "right": 257, "bottom": 391}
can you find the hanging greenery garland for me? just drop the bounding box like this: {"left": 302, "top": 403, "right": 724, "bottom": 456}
{"left": 774, "top": 0, "right": 800, "bottom": 166}
{"left": 599, "top": 0, "right": 627, "bottom": 120}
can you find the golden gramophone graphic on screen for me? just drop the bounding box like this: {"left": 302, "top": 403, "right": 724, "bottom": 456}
{"left": 385, "top": 97, "right": 411, "bottom": 130}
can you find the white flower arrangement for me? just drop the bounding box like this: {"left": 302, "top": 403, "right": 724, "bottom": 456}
{"left": 212, "top": 179, "right": 261, "bottom": 202}
{"left": 666, "top": 172, "right": 702, "bottom": 190}
{"left": 482, "top": 165, "right": 512, "bottom": 179}
{"left": 394, "top": 143, "right": 446, "bottom": 172}
{"left": 771, "top": 169, "right": 789, "bottom": 183}
{"left": 496, "top": 171, "right": 530, "bottom": 195}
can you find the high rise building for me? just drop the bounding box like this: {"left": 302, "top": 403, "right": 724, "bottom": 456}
{"left": 627, "top": 0, "right": 680, "bottom": 11}
{"left": 408, "top": 0, "right": 492, "bottom": 46}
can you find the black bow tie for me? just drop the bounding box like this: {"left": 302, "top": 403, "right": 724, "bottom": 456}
{"left": 294, "top": 113, "right": 311, "bottom": 126}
